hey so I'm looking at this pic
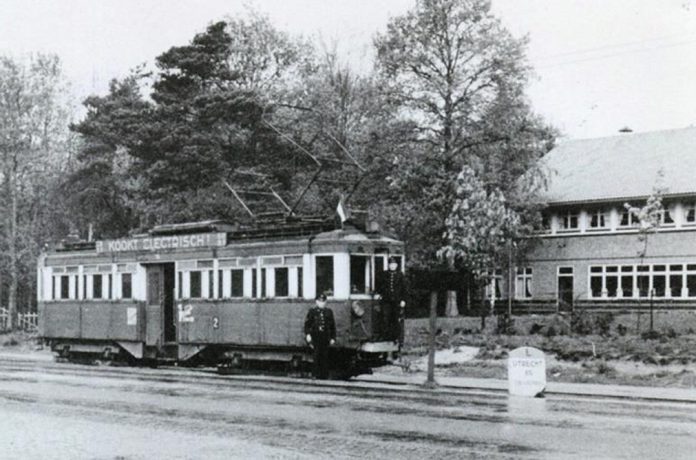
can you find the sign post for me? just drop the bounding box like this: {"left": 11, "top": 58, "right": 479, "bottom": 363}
{"left": 508, "top": 346, "right": 546, "bottom": 397}
{"left": 424, "top": 291, "right": 438, "bottom": 389}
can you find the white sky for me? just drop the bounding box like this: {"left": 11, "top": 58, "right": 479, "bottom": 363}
{"left": 1, "top": 0, "right": 695, "bottom": 140}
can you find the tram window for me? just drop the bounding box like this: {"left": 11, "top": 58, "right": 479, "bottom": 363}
{"left": 190, "top": 271, "right": 202, "bottom": 298}
{"left": 315, "top": 256, "right": 334, "bottom": 297}
{"left": 297, "top": 267, "right": 303, "bottom": 298}
{"left": 218, "top": 270, "right": 223, "bottom": 299}
{"left": 60, "top": 276, "right": 70, "bottom": 299}
{"left": 350, "top": 256, "right": 370, "bottom": 294}
{"left": 177, "top": 272, "right": 182, "bottom": 299}
{"left": 122, "top": 274, "right": 132, "bottom": 299}
{"left": 374, "top": 255, "right": 385, "bottom": 275}
{"left": 252, "top": 269, "right": 258, "bottom": 298}
{"left": 93, "top": 274, "right": 103, "bottom": 299}
{"left": 208, "top": 270, "right": 214, "bottom": 299}
{"left": 275, "top": 267, "right": 289, "bottom": 297}
{"left": 231, "top": 270, "right": 243, "bottom": 297}
{"left": 261, "top": 268, "right": 267, "bottom": 298}
{"left": 82, "top": 275, "right": 87, "bottom": 299}
{"left": 108, "top": 274, "right": 113, "bottom": 299}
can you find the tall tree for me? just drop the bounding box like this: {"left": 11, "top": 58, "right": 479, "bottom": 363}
{"left": 373, "top": 0, "right": 555, "bottom": 268}
{"left": 0, "top": 54, "right": 75, "bottom": 326}
{"left": 68, "top": 16, "right": 316, "bottom": 229}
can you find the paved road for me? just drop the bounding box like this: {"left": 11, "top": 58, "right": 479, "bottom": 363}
{"left": 1, "top": 358, "right": 695, "bottom": 459}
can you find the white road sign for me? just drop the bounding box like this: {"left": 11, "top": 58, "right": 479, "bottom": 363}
{"left": 508, "top": 346, "right": 546, "bottom": 397}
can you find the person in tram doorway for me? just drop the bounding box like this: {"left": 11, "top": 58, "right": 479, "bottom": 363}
{"left": 304, "top": 293, "right": 336, "bottom": 380}
{"left": 377, "top": 256, "right": 407, "bottom": 344}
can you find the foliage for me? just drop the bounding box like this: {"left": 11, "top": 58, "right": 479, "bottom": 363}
{"left": 624, "top": 170, "right": 667, "bottom": 259}
{"left": 439, "top": 165, "right": 521, "bottom": 271}
{"left": 374, "top": 0, "right": 556, "bottom": 268}
{"left": 67, "top": 16, "right": 315, "bottom": 230}
{"left": 0, "top": 54, "right": 76, "bottom": 322}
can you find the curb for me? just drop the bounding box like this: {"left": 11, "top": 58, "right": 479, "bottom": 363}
{"left": 357, "top": 373, "right": 696, "bottom": 403}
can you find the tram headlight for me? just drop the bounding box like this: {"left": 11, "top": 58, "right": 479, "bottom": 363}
{"left": 351, "top": 300, "right": 365, "bottom": 318}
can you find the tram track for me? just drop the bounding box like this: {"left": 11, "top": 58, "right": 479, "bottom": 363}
{"left": 3, "top": 354, "right": 696, "bottom": 459}
{"left": 0, "top": 355, "right": 508, "bottom": 408}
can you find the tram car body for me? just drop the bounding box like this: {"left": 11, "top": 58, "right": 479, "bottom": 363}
{"left": 37, "top": 218, "right": 405, "bottom": 377}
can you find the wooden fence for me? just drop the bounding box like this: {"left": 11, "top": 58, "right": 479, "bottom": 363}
{"left": 0, "top": 308, "right": 38, "bottom": 332}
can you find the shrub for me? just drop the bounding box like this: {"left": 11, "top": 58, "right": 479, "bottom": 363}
{"left": 594, "top": 313, "right": 615, "bottom": 336}
{"left": 641, "top": 330, "right": 661, "bottom": 340}
{"left": 496, "top": 315, "right": 516, "bottom": 335}
{"left": 616, "top": 323, "right": 628, "bottom": 336}
{"left": 571, "top": 311, "right": 593, "bottom": 335}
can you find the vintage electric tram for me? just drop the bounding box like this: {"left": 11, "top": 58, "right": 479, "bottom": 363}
{"left": 37, "top": 216, "right": 405, "bottom": 377}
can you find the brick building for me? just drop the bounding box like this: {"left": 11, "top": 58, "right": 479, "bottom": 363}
{"left": 498, "top": 127, "right": 696, "bottom": 311}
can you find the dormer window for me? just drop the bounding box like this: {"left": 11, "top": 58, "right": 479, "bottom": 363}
{"left": 559, "top": 211, "right": 578, "bottom": 230}
{"left": 589, "top": 209, "right": 607, "bottom": 229}
{"left": 685, "top": 204, "right": 696, "bottom": 224}
{"left": 619, "top": 209, "right": 638, "bottom": 227}
{"left": 540, "top": 214, "right": 551, "bottom": 232}
{"left": 659, "top": 209, "right": 674, "bottom": 225}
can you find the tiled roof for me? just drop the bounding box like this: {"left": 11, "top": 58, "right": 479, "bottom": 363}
{"left": 541, "top": 127, "right": 696, "bottom": 205}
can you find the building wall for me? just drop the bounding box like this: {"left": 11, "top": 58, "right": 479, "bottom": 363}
{"left": 526, "top": 228, "right": 696, "bottom": 303}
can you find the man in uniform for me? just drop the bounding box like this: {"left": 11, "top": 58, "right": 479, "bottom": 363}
{"left": 304, "top": 293, "right": 336, "bottom": 379}
{"left": 377, "top": 256, "right": 407, "bottom": 343}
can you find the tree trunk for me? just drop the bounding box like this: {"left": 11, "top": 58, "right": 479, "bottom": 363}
{"left": 8, "top": 160, "right": 18, "bottom": 330}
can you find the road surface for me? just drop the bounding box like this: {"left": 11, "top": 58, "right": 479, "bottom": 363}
{"left": 1, "top": 356, "right": 695, "bottom": 459}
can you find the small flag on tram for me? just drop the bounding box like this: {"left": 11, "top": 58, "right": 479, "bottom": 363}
{"left": 336, "top": 197, "right": 349, "bottom": 223}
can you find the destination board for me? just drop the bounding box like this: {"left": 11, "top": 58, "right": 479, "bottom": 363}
{"left": 95, "top": 232, "right": 227, "bottom": 254}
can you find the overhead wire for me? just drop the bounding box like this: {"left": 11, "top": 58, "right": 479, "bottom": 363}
{"left": 536, "top": 37, "right": 696, "bottom": 69}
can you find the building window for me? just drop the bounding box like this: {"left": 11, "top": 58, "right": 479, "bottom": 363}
{"left": 620, "top": 266, "right": 633, "bottom": 298}
{"left": 315, "top": 256, "right": 334, "bottom": 297}
{"left": 515, "top": 267, "right": 532, "bottom": 299}
{"left": 619, "top": 209, "right": 638, "bottom": 227}
{"left": 589, "top": 209, "right": 607, "bottom": 229}
{"left": 540, "top": 214, "right": 551, "bottom": 232}
{"left": 484, "top": 269, "right": 503, "bottom": 300}
{"left": 559, "top": 211, "right": 578, "bottom": 230}
{"left": 659, "top": 209, "right": 674, "bottom": 225}
{"left": 274, "top": 267, "right": 289, "bottom": 297}
{"left": 684, "top": 205, "right": 696, "bottom": 224}
{"left": 590, "top": 263, "right": 695, "bottom": 299}
{"left": 605, "top": 266, "right": 618, "bottom": 297}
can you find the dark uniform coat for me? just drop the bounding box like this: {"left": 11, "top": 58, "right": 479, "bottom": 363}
{"left": 378, "top": 269, "right": 407, "bottom": 305}
{"left": 304, "top": 306, "right": 336, "bottom": 379}
{"left": 376, "top": 269, "right": 407, "bottom": 341}
{"left": 304, "top": 307, "right": 337, "bottom": 343}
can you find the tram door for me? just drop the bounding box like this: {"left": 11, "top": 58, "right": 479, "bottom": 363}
{"left": 146, "top": 263, "right": 176, "bottom": 343}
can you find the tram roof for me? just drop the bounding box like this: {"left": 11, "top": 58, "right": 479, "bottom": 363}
{"left": 51, "top": 215, "right": 402, "bottom": 256}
